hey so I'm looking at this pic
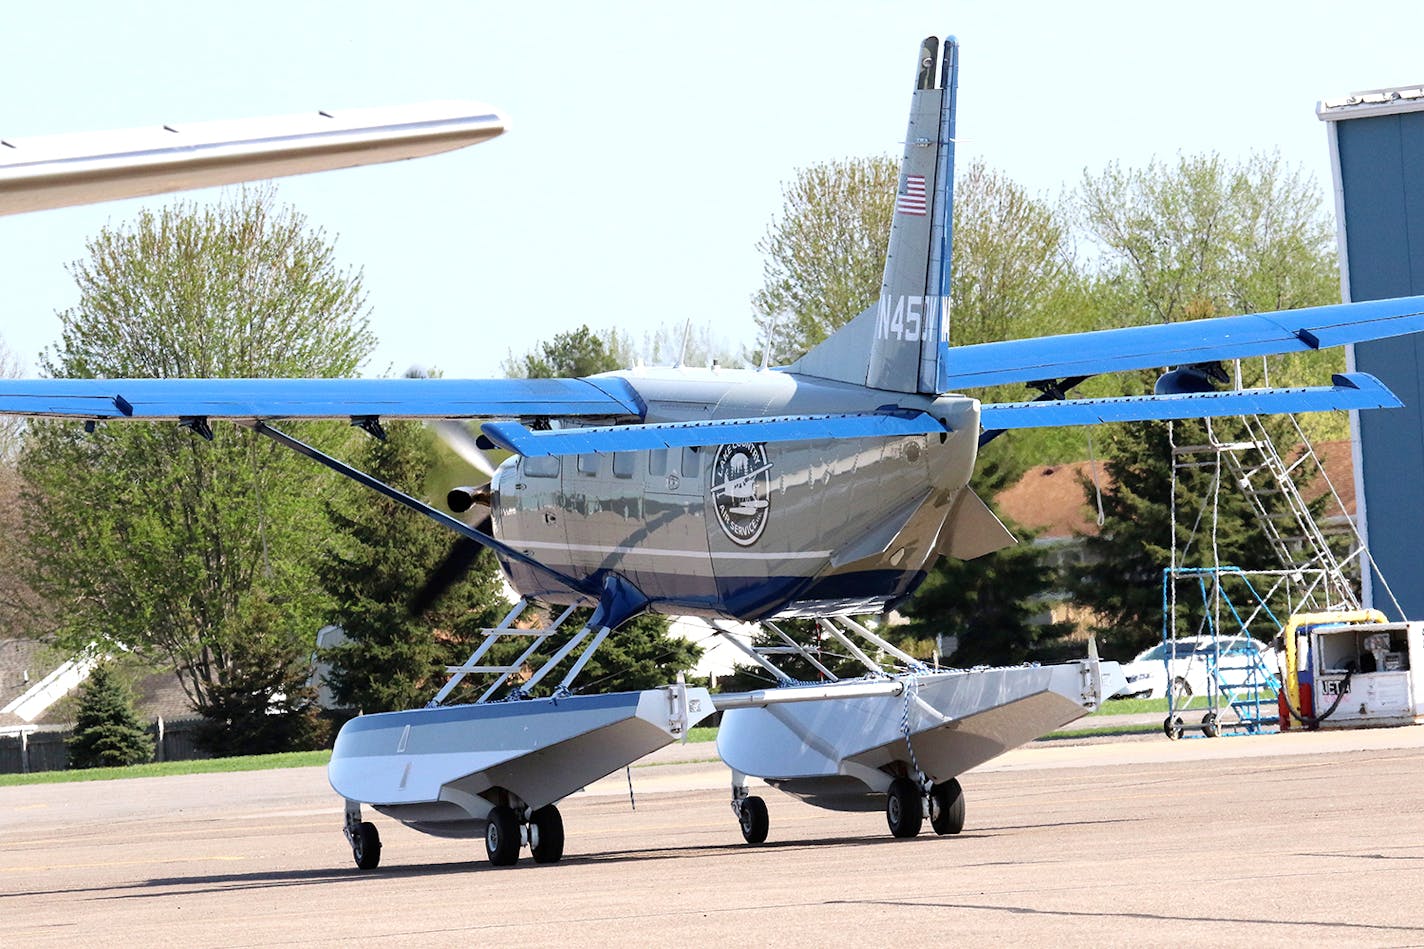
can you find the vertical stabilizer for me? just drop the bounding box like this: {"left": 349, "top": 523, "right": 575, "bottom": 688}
{"left": 786, "top": 37, "right": 959, "bottom": 394}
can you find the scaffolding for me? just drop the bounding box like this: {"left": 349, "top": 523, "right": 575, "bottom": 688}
{"left": 1162, "top": 409, "right": 1398, "bottom": 736}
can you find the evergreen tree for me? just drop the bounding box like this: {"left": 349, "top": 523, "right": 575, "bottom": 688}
{"left": 67, "top": 663, "right": 153, "bottom": 768}
{"left": 319, "top": 420, "right": 510, "bottom": 713}
{"left": 1069, "top": 409, "right": 1304, "bottom": 658}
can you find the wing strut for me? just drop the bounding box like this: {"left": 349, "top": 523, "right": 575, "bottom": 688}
{"left": 249, "top": 422, "right": 591, "bottom": 597}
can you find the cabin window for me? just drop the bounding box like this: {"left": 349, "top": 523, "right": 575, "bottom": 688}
{"left": 613, "top": 452, "right": 635, "bottom": 478}
{"left": 649, "top": 448, "right": 669, "bottom": 477}
{"left": 680, "top": 447, "right": 700, "bottom": 478}
{"left": 525, "top": 456, "right": 560, "bottom": 478}
{"left": 577, "top": 453, "right": 601, "bottom": 476}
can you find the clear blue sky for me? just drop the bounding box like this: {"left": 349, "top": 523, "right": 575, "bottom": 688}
{"left": 3, "top": 0, "right": 1423, "bottom": 377}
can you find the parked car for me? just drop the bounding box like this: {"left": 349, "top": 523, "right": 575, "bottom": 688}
{"left": 1115, "top": 635, "right": 1280, "bottom": 702}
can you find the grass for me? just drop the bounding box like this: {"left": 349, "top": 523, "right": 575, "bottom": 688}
{"left": 1094, "top": 693, "right": 1275, "bottom": 716}
{"left": 0, "top": 750, "right": 331, "bottom": 788}
{"left": 4, "top": 700, "right": 1240, "bottom": 788}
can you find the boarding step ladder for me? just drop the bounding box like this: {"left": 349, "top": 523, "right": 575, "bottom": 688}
{"left": 428, "top": 600, "right": 610, "bottom": 706}
{"left": 712, "top": 616, "right": 928, "bottom": 686}
{"left": 1162, "top": 567, "right": 1306, "bottom": 737}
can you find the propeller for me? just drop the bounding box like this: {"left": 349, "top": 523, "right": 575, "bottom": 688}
{"left": 432, "top": 419, "right": 497, "bottom": 480}
{"left": 404, "top": 368, "right": 506, "bottom": 615}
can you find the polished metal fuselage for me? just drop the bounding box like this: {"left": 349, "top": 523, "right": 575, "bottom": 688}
{"left": 490, "top": 367, "right": 982, "bottom": 621}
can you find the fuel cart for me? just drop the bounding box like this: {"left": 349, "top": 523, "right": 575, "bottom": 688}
{"left": 1280, "top": 611, "right": 1424, "bottom": 730}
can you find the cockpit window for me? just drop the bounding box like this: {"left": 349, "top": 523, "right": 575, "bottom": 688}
{"left": 525, "top": 456, "right": 560, "bottom": 478}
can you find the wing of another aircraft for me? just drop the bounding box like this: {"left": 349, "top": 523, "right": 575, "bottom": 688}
{"left": 940, "top": 295, "right": 1424, "bottom": 390}
{"left": 0, "top": 101, "right": 507, "bottom": 216}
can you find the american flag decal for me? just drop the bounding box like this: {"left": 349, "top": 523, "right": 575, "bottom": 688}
{"left": 896, "top": 175, "right": 927, "bottom": 216}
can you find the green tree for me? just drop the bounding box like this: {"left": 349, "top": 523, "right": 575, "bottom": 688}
{"left": 0, "top": 335, "right": 47, "bottom": 639}
{"left": 1069, "top": 412, "right": 1306, "bottom": 658}
{"left": 20, "top": 188, "right": 374, "bottom": 753}
{"left": 319, "top": 420, "right": 509, "bottom": 713}
{"left": 752, "top": 156, "right": 899, "bottom": 364}
{"left": 1076, "top": 152, "right": 1343, "bottom": 438}
{"left": 1069, "top": 154, "right": 1345, "bottom": 656}
{"left": 502, "top": 324, "right": 627, "bottom": 378}
{"left": 67, "top": 662, "right": 154, "bottom": 768}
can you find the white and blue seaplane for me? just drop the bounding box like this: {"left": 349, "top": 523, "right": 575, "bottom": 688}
{"left": 3, "top": 35, "right": 1421, "bottom": 870}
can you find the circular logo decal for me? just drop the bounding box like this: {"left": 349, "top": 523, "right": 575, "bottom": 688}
{"left": 710, "top": 443, "right": 772, "bottom": 547}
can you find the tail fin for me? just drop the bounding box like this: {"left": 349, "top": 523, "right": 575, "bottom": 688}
{"left": 786, "top": 35, "right": 957, "bottom": 394}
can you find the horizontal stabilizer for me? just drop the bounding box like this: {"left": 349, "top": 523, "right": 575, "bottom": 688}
{"left": 978, "top": 372, "right": 1399, "bottom": 431}
{"left": 943, "top": 296, "right": 1424, "bottom": 390}
{"left": 482, "top": 411, "right": 948, "bottom": 457}
{"left": 0, "top": 376, "right": 642, "bottom": 421}
{"left": 0, "top": 101, "right": 507, "bottom": 216}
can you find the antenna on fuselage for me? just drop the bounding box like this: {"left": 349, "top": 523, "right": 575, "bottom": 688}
{"left": 675, "top": 319, "right": 693, "bottom": 368}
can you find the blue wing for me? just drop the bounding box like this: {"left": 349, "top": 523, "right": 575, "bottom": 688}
{"left": 0, "top": 376, "right": 643, "bottom": 421}
{"left": 941, "top": 295, "right": 1424, "bottom": 390}
{"left": 482, "top": 411, "right": 946, "bottom": 457}
{"left": 979, "top": 373, "right": 1398, "bottom": 431}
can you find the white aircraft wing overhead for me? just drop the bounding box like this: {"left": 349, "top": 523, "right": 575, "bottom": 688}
{"left": 0, "top": 100, "right": 508, "bottom": 216}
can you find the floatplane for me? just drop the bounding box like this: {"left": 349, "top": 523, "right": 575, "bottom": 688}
{"left": 4, "top": 35, "right": 1421, "bottom": 870}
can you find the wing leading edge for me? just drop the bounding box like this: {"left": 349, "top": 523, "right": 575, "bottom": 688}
{"left": 0, "top": 376, "right": 644, "bottom": 421}
{"left": 941, "top": 295, "right": 1424, "bottom": 390}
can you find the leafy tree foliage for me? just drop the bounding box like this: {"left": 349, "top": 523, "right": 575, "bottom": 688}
{"left": 319, "top": 420, "right": 509, "bottom": 713}
{"left": 20, "top": 189, "right": 374, "bottom": 753}
{"left": 67, "top": 662, "right": 153, "bottom": 768}
{"left": 0, "top": 336, "right": 48, "bottom": 639}
{"left": 503, "top": 325, "right": 625, "bottom": 378}
{"left": 1069, "top": 155, "right": 1344, "bottom": 657}
{"left": 752, "top": 156, "right": 899, "bottom": 364}
{"left": 1077, "top": 152, "right": 1338, "bottom": 327}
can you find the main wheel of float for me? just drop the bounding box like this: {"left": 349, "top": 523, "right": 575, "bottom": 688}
{"left": 885, "top": 777, "right": 923, "bottom": 838}
{"left": 485, "top": 805, "right": 520, "bottom": 867}
{"left": 530, "top": 804, "right": 565, "bottom": 864}
{"left": 738, "top": 795, "right": 769, "bottom": 844}
{"left": 929, "top": 778, "right": 965, "bottom": 836}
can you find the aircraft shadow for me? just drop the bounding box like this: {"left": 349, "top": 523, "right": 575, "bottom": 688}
{"left": 7, "top": 817, "right": 1141, "bottom": 902}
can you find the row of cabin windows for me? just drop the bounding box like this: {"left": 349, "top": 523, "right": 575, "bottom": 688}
{"left": 524, "top": 447, "right": 700, "bottom": 480}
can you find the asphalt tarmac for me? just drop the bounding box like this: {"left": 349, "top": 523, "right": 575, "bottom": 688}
{"left": 5, "top": 725, "right": 1424, "bottom": 947}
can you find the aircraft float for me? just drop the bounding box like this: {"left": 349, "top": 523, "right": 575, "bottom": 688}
{"left": 3, "top": 35, "right": 1421, "bottom": 870}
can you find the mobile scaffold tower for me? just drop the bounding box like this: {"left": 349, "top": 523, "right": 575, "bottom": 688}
{"left": 1162, "top": 409, "right": 1400, "bottom": 737}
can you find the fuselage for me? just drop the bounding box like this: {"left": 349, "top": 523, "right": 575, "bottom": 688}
{"left": 490, "top": 366, "right": 983, "bottom": 621}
